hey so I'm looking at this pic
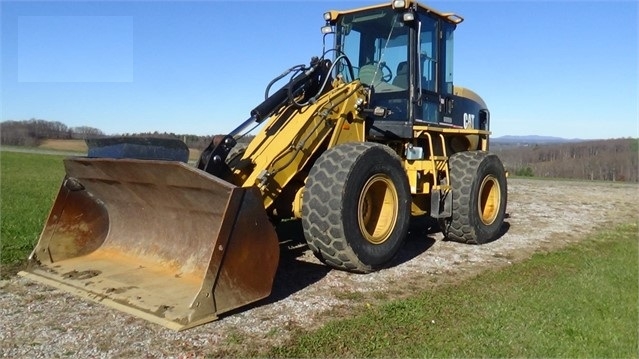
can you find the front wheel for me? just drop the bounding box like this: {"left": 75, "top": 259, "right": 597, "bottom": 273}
{"left": 302, "top": 142, "right": 411, "bottom": 273}
{"left": 441, "top": 151, "right": 507, "bottom": 244}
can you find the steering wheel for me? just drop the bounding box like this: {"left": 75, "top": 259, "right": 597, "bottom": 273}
{"left": 359, "top": 61, "right": 394, "bottom": 86}
{"left": 379, "top": 62, "right": 393, "bottom": 82}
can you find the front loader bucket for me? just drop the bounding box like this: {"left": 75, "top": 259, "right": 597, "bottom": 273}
{"left": 19, "top": 158, "right": 280, "bottom": 331}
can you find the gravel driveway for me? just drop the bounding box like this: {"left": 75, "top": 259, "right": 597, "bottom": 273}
{"left": 1, "top": 178, "right": 637, "bottom": 357}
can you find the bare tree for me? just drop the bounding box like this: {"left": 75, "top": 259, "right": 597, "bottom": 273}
{"left": 72, "top": 126, "right": 104, "bottom": 139}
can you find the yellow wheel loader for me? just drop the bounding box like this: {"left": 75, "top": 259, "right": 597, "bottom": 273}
{"left": 20, "top": 0, "right": 507, "bottom": 331}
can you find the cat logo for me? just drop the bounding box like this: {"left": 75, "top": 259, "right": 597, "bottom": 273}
{"left": 463, "top": 113, "right": 475, "bottom": 129}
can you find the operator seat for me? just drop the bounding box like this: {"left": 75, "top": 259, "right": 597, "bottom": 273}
{"left": 358, "top": 63, "right": 383, "bottom": 86}
{"left": 392, "top": 61, "right": 408, "bottom": 89}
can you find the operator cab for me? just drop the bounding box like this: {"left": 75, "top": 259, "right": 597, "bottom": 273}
{"left": 323, "top": 1, "right": 488, "bottom": 139}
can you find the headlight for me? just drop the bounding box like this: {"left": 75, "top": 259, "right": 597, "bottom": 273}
{"left": 321, "top": 25, "right": 334, "bottom": 34}
{"left": 392, "top": 0, "right": 406, "bottom": 9}
{"left": 402, "top": 12, "right": 415, "bottom": 22}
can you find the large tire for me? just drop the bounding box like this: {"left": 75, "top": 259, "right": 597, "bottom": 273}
{"left": 302, "top": 142, "right": 411, "bottom": 273}
{"left": 441, "top": 151, "right": 507, "bottom": 244}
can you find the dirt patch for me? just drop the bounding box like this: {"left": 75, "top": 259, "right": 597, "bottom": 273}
{"left": 188, "top": 148, "right": 202, "bottom": 163}
{"left": 1, "top": 178, "right": 637, "bottom": 357}
{"left": 39, "top": 139, "right": 88, "bottom": 153}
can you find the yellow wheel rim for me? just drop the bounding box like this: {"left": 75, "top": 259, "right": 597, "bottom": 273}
{"left": 358, "top": 174, "right": 398, "bottom": 245}
{"left": 478, "top": 175, "right": 501, "bottom": 225}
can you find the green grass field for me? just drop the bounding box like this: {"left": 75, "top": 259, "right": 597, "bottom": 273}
{"left": 1, "top": 151, "right": 65, "bottom": 267}
{"left": 270, "top": 223, "right": 639, "bottom": 358}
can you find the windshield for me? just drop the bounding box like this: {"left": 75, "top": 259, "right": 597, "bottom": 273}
{"left": 336, "top": 8, "right": 409, "bottom": 94}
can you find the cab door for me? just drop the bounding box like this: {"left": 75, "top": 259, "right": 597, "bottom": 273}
{"left": 415, "top": 14, "right": 441, "bottom": 124}
{"left": 438, "top": 22, "right": 457, "bottom": 126}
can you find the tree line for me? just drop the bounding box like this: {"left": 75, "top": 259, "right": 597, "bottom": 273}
{"left": 2, "top": 119, "right": 636, "bottom": 182}
{"left": 0, "top": 119, "right": 104, "bottom": 146}
{"left": 494, "top": 138, "right": 638, "bottom": 182}
{"left": 0, "top": 119, "right": 253, "bottom": 150}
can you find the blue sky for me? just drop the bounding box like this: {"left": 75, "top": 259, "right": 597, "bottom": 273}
{"left": 1, "top": 0, "right": 637, "bottom": 139}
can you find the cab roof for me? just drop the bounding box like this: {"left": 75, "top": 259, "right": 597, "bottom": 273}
{"left": 324, "top": 0, "right": 464, "bottom": 25}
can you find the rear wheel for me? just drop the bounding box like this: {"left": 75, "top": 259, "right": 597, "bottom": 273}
{"left": 441, "top": 151, "right": 507, "bottom": 244}
{"left": 302, "top": 142, "right": 411, "bottom": 273}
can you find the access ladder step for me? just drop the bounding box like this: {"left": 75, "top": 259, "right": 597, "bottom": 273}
{"left": 429, "top": 156, "right": 448, "bottom": 161}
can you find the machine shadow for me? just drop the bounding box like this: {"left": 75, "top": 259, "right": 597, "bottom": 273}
{"left": 389, "top": 215, "right": 438, "bottom": 267}
{"left": 223, "top": 217, "right": 441, "bottom": 317}
{"left": 489, "top": 220, "right": 511, "bottom": 243}
{"left": 267, "top": 220, "right": 332, "bottom": 303}
{"left": 221, "top": 220, "right": 331, "bottom": 317}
